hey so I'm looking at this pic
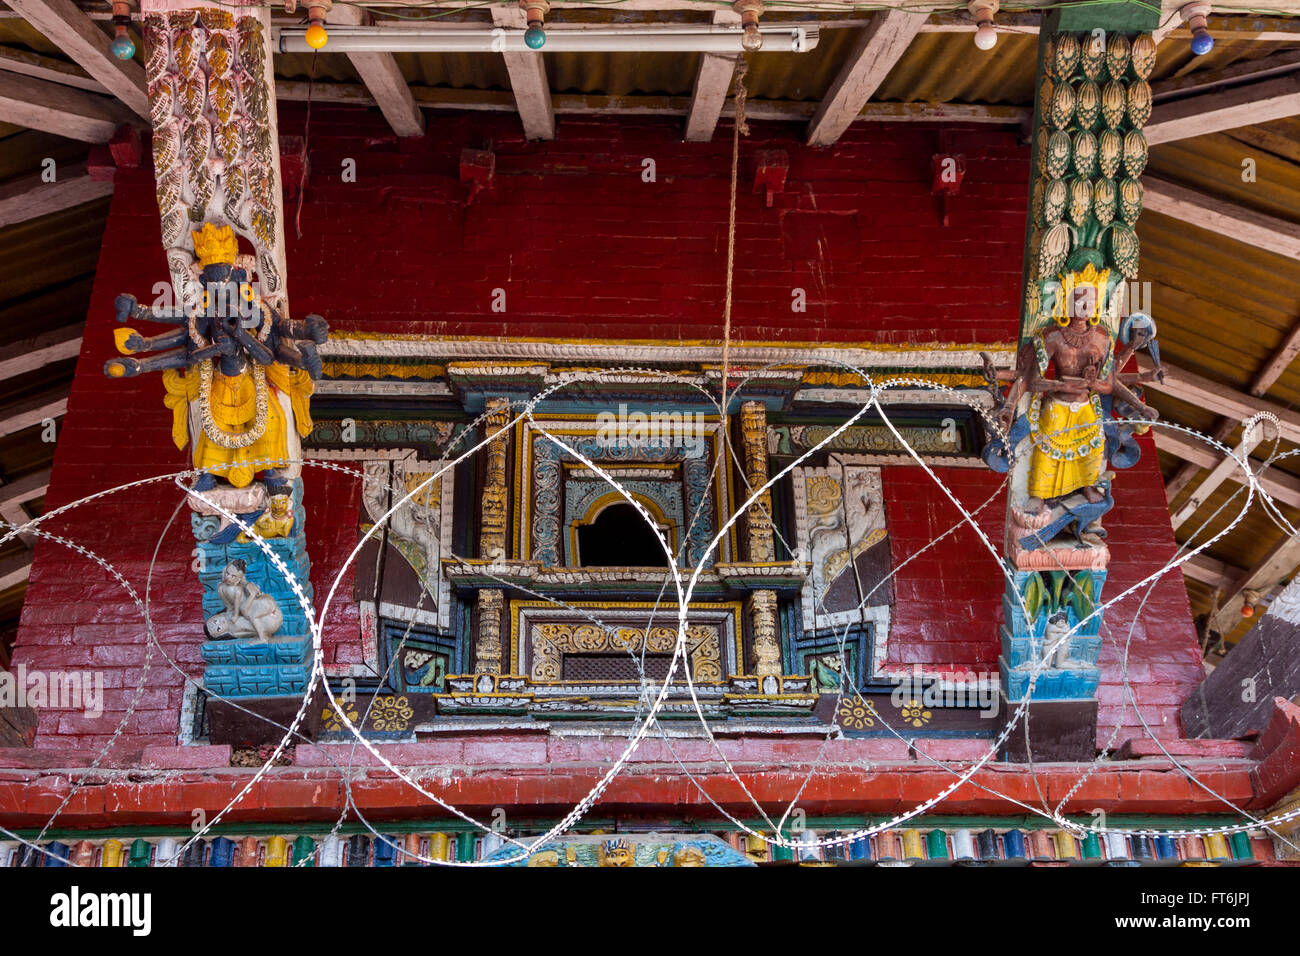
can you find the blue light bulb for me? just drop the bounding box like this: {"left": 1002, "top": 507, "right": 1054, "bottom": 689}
{"left": 524, "top": 24, "right": 546, "bottom": 49}
{"left": 111, "top": 30, "right": 135, "bottom": 60}
{"left": 1190, "top": 28, "right": 1214, "bottom": 55}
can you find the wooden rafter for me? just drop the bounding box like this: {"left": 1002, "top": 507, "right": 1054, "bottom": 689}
{"left": 1183, "top": 552, "right": 1244, "bottom": 591}
{"left": 0, "top": 554, "right": 31, "bottom": 593}
{"left": 1139, "top": 355, "right": 1300, "bottom": 445}
{"left": 806, "top": 10, "right": 927, "bottom": 147}
{"left": 1169, "top": 428, "right": 1265, "bottom": 529}
{"left": 0, "top": 71, "right": 132, "bottom": 142}
{"left": 330, "top": 4, "right": 424, "bottom": 138}
{"left": 0, "top": 325, "right": 82, "bottom": 382}
{"left": 1146, "top": 72, "right": 1300, "bottom": 145}
{"left": 0, "top": 163, "right": 112, "bottom": 229}
{"left": 0, "top": 394, "right": 67, "bottom": 439}
{"left": 5, "top": 0, "right": 148, "bottom": 118}
{"left": 1143, "top": 178, "right": 1300, "bottom": 260}
{"left": 1155, "top": 427, "right": 1300, "bottom": 510}
{"left": 1209, "top": 534, "right": 1300, "bottom": 636}
{"left": 683, "top": 11, "right": 740, "bottom": 144}
{"left": 0, "top": 44, "right": 107, "bottom": 94}
{"left": 491, "top": 6, "right": 554, "bottom": 141}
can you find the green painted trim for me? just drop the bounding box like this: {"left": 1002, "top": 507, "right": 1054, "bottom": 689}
{"left": 1047, "top": 1, "right": 1161, "bottom": 34}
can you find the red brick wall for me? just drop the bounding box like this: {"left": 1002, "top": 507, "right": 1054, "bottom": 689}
{"left": 12, "top": 109, "right": 1200, "bottom": 756}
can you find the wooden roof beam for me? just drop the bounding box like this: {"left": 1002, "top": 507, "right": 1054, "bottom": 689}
{"left": 1139, "top": 355, "right": 1300, "bottom": 445}
{"left": 684, "top": 10, "right": 740, "bottom": 144}
{"left": 330, "top": 4, "right": 424, "bottom": 138}
{"left": 1209, "top": 533, "right": 1300, "bottom": 636}
{"left": 1155, "top": 426, "right": 1300, "bottom": 510}
{"left": 0, "top": 44, "right": 107, "bottom": 94}
{"left": 0, "top": 469, "right": 50, "bottom": 514}
{"left": 1145, "top": 72, "right": 1300, "bottom": 145}
{"left": 0, "top": 162, "right": 112, "bottom": 229}
{"left": 0, "top": 324, "right": 82, "bottom": 382}
{"left": 0, "top": 393, "right": 67, "bottom": 439}
{"left": 5, "top": 0, "right": 148, "bottom": 118}
{"left": 1170, "top": 427, "right": 1265, "bottom": 529}
{"left": 0, "top": 70, "right": 132, "bottom": 142}
{"left": 491, "top": 6, "right": 554, "bottom": 141}
{"left": 806, "top": 9, "right": 926, "bottom": 148}
{"left": 1182, "top": 552, "right": 1245, "bottom": 591}
{"left": 0, "top": 553, "right": 32, "bottom": 593}
{"left": 1143, "top": 177, "right": 1300, "bottom": 260}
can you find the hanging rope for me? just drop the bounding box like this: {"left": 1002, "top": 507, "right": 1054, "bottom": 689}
{"left": 720, "top": 56, "right": 750, "bottom": 437}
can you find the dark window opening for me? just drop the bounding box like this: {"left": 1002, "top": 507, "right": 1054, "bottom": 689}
{"left": 576, "top": 502, "right": 670, "bottom": 567}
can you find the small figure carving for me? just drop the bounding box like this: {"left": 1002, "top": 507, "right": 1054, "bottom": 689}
{"left": 206, "top": 559, "right": 283, "bottom": 642}
{"left": 237, "top": 493, "right": 294, "bottom": 542}
{"left": 596, "top": 839, "right": 636, "bottom": 867}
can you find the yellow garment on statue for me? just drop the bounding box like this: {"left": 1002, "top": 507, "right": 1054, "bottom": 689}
{"left": 1027, "top": 396, "right": 1104, "bottom": 501}
{"left": 162, "top": 362, "right": 315, "bottom": 488}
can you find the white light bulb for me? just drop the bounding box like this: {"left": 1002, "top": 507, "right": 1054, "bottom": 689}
{"left": 974, "top": 22, "right": 997, "bottom": 50}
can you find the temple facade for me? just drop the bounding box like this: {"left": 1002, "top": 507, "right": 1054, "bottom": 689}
{"left": 1, "top": 0, "right": 1298, "bottom": 868}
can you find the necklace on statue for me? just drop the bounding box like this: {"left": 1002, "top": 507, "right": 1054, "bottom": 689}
{"left": 1059, "top": 324, "right": 1093, "bottom": 348}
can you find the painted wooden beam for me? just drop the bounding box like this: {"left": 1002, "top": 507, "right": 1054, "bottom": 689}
{"left": 0, "top": 163, "right": 111, "bottom": 229}
{"left": 1152, "top": 48, "right": 1300, "bottom": 102}
{"left": 5, "top": 0, "right": 148, "bottom": 118}
{"left": 0, "top": 469, "right": 51, "bottom": 514}
{"left": 274, "top": 81, "right": 1031, "bottom": 126}
{"left": 806, "top": 10, "right": 926, "bottom": 148}
{"left": 1146, "top": 72, "right": 1300, "bottom": 145}
{"left": 0, "top": 44, "right": 107, "bottom": 94}
{"left": 683, "top": 11, "right": 741, "bottom": 143}
{"left": 1139, "top": 355, "right": 1300, "bottom": 445}
{"left": 491, "top": 6, "right": 554, "bottom": 141}
{"left": 1143, "top": 177, "right": 1300, "bottom": 260}
{"left": 1182, "top": 552, "right": 1244, "bottom": 591}
{"left": 330, "top": 4, "right": 424, "bottom": 138}
{"left": 1155, "top": 426, "right": 1300, "bottom": 510}
{"left": 0, "top": 324, "right": 82, "bottom": 382}
{"left": 0, "top": 394, "right": 67, "bottom": 439}
{"left": 1170, "top": 428, "right": 1265, "bottom": 529}
{"left": 0, "top": 70, "right": 132, "bottom": 142}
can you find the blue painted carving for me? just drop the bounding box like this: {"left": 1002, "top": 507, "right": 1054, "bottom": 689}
{"left": 531, "top": 434, "right": 715, "bottom": 567}
{"left": 563, "top": 478, "right": 685, "bottom": 566}
{"left": 1000, "top": 568, "right": 1104, "bottom": 701}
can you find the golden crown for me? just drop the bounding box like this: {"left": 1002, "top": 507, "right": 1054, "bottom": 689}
{"left": 1051, "top": 261, "right": 1112, "bottom": 325}
{"left": 191, "top": 223, "right": 239, "bottom": 268}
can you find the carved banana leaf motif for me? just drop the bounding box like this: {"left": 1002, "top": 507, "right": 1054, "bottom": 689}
{"left": 1092, "top": 177, "right": 1117, "bottom": 226}
{"left": 1123, "top": 129, "right": 1149, "bottom": 178}
{"left": 258, "top": 251, "right": 282, "bottom": 295}
{"left": 1081, "top": 32, "right": 1105, "bottom": 79}
{"left": 1035, "top": 127, "right": 1052, "bottom": 177}
{"left": 155, "top": 168, "right": 181, "bottom": 217}
{"left": 1119, "top": 177, "right": 1143, "bottom": 223}
{"left": 1130, "top": 34, "right": 1157, "bottom": 79}
{"left": 1110, "top": 222, "right": 1140, "bottom": 278}
{"left": 143, "top": 15, "right": 169, "bottom": 76}
{"left": 207, "top": 33, "right": 232, "bottom": 81}
{"left": 1075, "top": 81, "right": 1100, "bottom": 129}
{"left": 1031, "top": 179, "right": 1045, "bottom": 223}
{"left": 1106, "top": 33, "right": 1131, "bottom": 79}
{"left": 215, "top": 120, "right": 241, "bottom": 168}
{"left": 1073, "top": 130, "right": 1098, "bottom": 177}
{"left": 1042, "top": 37, "right": 1058, "bottom": 80}
{"left": 1127, "top": 81, "right": 1152, "bottom": 128}
{"left": 183, "top": 118, "right": 211, "bottom": 181}
{"left": 175, "top": 28, "right": 200, "bottom": 78}
{"left": 1098, "top": 128, "right": 1123, "bottom": 178}
{"left": 1038, "top": 77, "right": 1055, "bottom": 118}
{"left": 1068, "top": 177, "right": 1092, "bottom": 226}
{"left": 249, "top": 165, "right": 275, "bottom": 210}
{"left": 238, "top": 17, "right": 265, "bottom": 83}
{"left": 1039, "top": 222, "right": 1072, "bottom": 278}
{"left": 210, "top": 76, "right": 237, "bottom": 127}
{"left": 148, "top": 75, "right": 175, "bottom": 130}
{"left": 169, "top": 10, "right": 196, "bottom": 32}
{"left": 1054, "top": 34, "right": 1080, "bottom": 79}
{"left": 180, "top": 72, "right": 205, "bottom": 121}
{"left": 152, "top": 117, "right": 181, "bottom": 172}
{"left": 1025, "top": 281, "right": 1042, "bottom": 322}
{"left": 1050, "top": 82, "right": 1075, "bottom": 128}
{"left": 1043, "top": 178, "right": 1068, "bottom": 225}
{"left": 159, "top": 209, "right": 186, "bottom": 249}
{"left": 222, "top": 168, "right": 248, "bottom": 228}
{"left": 200, "top": 6, "right": 235, "bottom": 31}
{"left": 191, "top": 161, "right": 214, "bottom": 220}
{"left": 252, "top": 202, "right": 276, "bottom": 245}
{"left": 1101, "top": 81, "right": 1126, "bottom": 129}
{"left": 1045, "top": 130, "right": 1072, "bottom": 179}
